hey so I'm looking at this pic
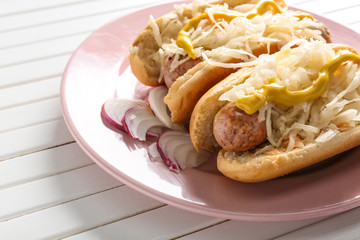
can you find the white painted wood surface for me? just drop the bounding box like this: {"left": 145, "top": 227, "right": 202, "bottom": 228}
{"left": 1, "top": 0, "right": 360, "bottom": 239}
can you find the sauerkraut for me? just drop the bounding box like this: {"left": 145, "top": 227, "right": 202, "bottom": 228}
{"left": 220, "top": 40, "right": 360, "bottom": 152}
{"left": 147, "top": 0, "right": 330, "bottom": 83}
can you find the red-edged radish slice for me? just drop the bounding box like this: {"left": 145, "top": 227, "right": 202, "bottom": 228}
{"left": 101, "top": 98, "right": 146, "bottom": 131}
{"left": 157, "top": 130, "right": 211, "bottom": 171}
{"left": 123, "top": 104, "right": 166, "bottom": 141}
{"left": 147, "top": 86, "right": 185, "bottom": 131}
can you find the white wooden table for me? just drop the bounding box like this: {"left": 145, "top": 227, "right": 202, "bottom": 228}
{"left": 1, "top": 0, "right": 360, "bottom": 239}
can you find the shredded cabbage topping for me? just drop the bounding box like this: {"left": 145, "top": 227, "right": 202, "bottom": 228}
{"left": 220, "top": 40, "right": 360, "bottom": 152}
{"left": 147, "top": 0, "right": 329, "bottom": 82}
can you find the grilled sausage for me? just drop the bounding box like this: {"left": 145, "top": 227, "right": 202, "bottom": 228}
{"left": 163, "top": 55, "right": 202, "bottom": 88}
{"left": 213, "top": 102, "right": 267, "bottom": 152}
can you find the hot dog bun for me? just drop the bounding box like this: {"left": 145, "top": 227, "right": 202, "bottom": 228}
{"left": 130, "top": 0, "right": 333, "bottom": 123}
{"left": 163, "top": 61, "right": 238, "bottom": 123}
{"left": 189, "top": 66, "right": 255, "bottom": 151}
{"left": 129, "top": 5, "right": 192, "bottom": 87}
{"left": 217, "top": 127, "right": 360, "bottom": 182}
{"left": 190, "top": 41, "right": 360, "bottom": 182}
{"left": 129, "top": 0, "right": 287, "bottom": 87}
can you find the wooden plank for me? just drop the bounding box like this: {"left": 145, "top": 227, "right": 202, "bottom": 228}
{"left": 0, "top": 0, "right": 166, "bottom": 33}
{"left": 0, "top": 186, "right": 163, "bottom": 240}
{"left": 324, "top": 5, "right": 360, "bottom": 25}
{"left": 0, "top": 0, "right": 122, "bottom": 32}
{"left": 0, "top": 77, "right": 60, "bottom": 110}
{"left": 0, "top": 33, "right": 88, "bottom": 67}
{"left": 65, "top": 205, "right": 223, "bottom": 240}
{"left": 0, "top": 97, "right": 62, "bottom": 133}
{"left": 0, "top": 164, "right": 121, "bottom": 221}
{"left": 0, "top": 0, "right": 170, "bottom": 17}
{"left": 0, "top": 10, "right": 123, "bottom": 49}
{"left": 0, "top": 164, "right": 121, "bottom": 222}
{"left": 0, "top": 143, "right": 93, "bottom": 190}
{"left": 0, "top": 0, "right": 97, "bottom": 16}
{"left": 273, "top": 207, "right": 360, "bottom": 240}
{"left": 0, "top": 119, "right": 74, "bottom": 160}
{"left": 293, "top": 0, "right": 360, "bottom": 15}
{"left": 0, "top": 55, "right": 68, "bottom": 88}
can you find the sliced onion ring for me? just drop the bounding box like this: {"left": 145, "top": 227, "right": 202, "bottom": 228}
{"left": 101, "top": 98, "right": 146, "bottom": 131}
{"left": 147, "top": 86, "right": 186, "bottom": 131}
{"left": 157, "top": 130, "right": 211, "bottom": 171}
{"left": 123, "top": 104, "right": 166, "bottom": 141}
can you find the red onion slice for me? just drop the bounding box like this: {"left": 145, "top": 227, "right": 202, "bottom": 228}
{"left": 101, "top": 98, "right": 146, "bottom": 131}
{"left": 123, "top": 104, "right": 166, "bottom": 141}
{"left": 147, "top": 86, "right": 185, "bottom": 131}
{"left": 146, "top": 127, "right": 163, "bottom": 140}
{"left": 147, "top": 142, "right": 162, "bottom": 162}
{"left": 157, "top": 130, "right": 211, "bottom": 171}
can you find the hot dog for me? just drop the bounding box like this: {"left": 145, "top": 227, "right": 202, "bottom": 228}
{"left": 129, "top": 0, "right": 332, "bottom": 123}
{"left": 190, "top": 40, "right": 360, "bottom": 182}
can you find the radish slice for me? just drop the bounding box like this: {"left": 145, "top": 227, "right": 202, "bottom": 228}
{"left": 147, "top": 86, "right": 185, "bottom": 131}
{"left": 101, "top": 98, "right": 146, "bottom": 131}
{"left": 123, "top": 104, "right": 166, "bottom": 141}
{"left": 157, "top": 130, "right": 211, "bottom": 171}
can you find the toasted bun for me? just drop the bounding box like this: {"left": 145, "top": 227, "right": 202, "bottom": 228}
{"left": 164, "top": 61, "right": 237, "bottom": 122}
{"left": 129, "top": 7, "right": 192, "bottom": 86}
{"left": 217, "top": 126, "right": 360, "bottom": 182}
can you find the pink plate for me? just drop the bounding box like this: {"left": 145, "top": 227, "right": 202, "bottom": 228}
{"left": 60, "top": 1, "right": 360, "bottom": 221}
